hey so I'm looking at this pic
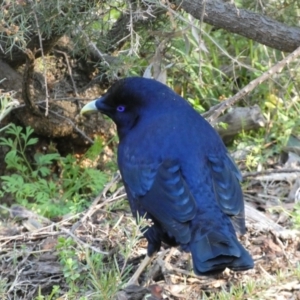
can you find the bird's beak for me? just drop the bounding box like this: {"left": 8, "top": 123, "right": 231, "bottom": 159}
{"left": 80, "top": 100, "right": 98, "bottom": 115}
{"left": 80, "top": 97, "right": 111, "bottom": 115}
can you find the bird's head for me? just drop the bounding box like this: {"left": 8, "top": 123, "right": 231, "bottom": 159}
{"left": 80, "top": 77, "right": 178, "bottom": 138}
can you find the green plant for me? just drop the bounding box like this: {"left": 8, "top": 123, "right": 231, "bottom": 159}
{"left": 0, "top": 124, "right": 108, "bottom": 218}
{"left": 56, "top": 237, "right": 83, "bottom": 295}
{"left": 0, "top": 277, "right": 7, "bottom": 299}
{"left": 294, "top": 263, "right": 300, "bottom": 279}
{"left": 292, "top": 203, "right": 300, "bottom": 229}
{"left": 56, "top": 236, "right": 127, "bottom": 299}
{"left": 35, "top": 285, "right": 60, "bottom": 300}
{"left": 85, "top": 250, "right": 126, "bottom": 300}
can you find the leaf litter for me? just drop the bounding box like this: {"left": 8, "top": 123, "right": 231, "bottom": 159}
{"left": 0, "top": 164, "right": 300, "bottom": 300}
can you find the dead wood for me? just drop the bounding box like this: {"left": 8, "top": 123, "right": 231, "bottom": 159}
{"left": 254, "top": 172, "right": 300, "bottom": 182}
{"left": 245, "top": 204, "right": 284, "bottom": 232}
{"left": 215, "top": 105, "right": 265, "bottom": 143}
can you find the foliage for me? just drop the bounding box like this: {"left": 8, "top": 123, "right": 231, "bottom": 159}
{"left": 56, "top": 232, "right": 132, "bottom": 299}
{"left": 0, "top": 0, "right": 131, "bottom": 70}
{"left": 52, "top": 213, "right": 150, "bottom": 298}
{"left": 0, "top": 124, "right": 108, "bottom": 218}
{"left": 233, "top": 92, "right": 300, "bottom": 170}
{"left": 292, "top": 203, "right": 300, "bottom": 229}
{"left": 35, "top": 285, "right": 60, "bottom": 300}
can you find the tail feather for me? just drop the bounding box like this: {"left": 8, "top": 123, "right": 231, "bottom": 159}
{"left": 190, "top": 231, "right": 254, "bottom": 275}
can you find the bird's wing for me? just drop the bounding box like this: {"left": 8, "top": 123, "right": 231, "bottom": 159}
{"left": 208, "top": 153, "right": 246, "bottom": 234}
{"left": 120, "top": 159, "right": 197, "bottom": 244}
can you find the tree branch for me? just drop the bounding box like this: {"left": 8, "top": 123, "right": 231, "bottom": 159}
{"left": 203, "top": 45, "right": 300, "bottom": 124}
{"left": 174, "top": 0, "right": 300, "bottom": 52}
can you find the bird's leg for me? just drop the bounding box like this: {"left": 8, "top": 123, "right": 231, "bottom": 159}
{"left": 127, "top": 255, "right": 153, "bottom": 286}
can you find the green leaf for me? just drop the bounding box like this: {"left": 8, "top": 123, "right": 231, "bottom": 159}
{"left": 6, "top": 124, "right": 22, "bottom": 136}
{"left": 26, "top": 137, "right": 39, "bottom": 146}
{"left": 24, "top": 126, "right": 34, "bottom": 140}
{"left": 39, "top": 166, "right": 51, "bottom": 177}
{"left": 5, "top": 149, "right": 17, "bottom": 161}
{"left": 34, "top": 153, "right": 60, "bottom": 166}
{"left": 0, "top": 137, "right": 15, "bottom": 148}
{"left": 84, "top": 136, "right": 103, "bottom": 161}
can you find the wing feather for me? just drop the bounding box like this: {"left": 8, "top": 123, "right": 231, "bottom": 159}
{"left": 120, "top": 159, "right": 197, "bottom": 244}
{"left": 208, "top": 154, "right": 245, "bottom": 234}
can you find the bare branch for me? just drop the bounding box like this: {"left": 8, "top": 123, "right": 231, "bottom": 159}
{"left": 203, "top": 46, "right": 300, "bottom": 124}
{"left": 55, "top": 50, "right": 79, "bottom": 98}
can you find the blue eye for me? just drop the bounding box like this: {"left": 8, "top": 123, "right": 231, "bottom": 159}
{"left": 117, "top": 105, "right": 125, "bottom": 112}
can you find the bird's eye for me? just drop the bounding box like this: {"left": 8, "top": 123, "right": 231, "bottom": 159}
{"left": 117, "top": 105, "right": 125, "bottom": 112}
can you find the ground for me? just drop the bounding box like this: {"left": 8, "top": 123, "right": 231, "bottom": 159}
{"left": 0, "top": 160, "right": 300, "bottom": 299}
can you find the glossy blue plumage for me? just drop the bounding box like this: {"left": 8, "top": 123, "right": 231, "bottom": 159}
{"left": 93, "top": 77, "right": 254, "bottom": 275}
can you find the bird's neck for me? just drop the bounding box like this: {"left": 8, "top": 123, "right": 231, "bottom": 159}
{"left": 116, "top": 116, "right": 140, "bottom": 140}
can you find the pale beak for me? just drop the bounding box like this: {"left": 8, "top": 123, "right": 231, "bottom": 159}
{"left": 80, "top": 97, "right": 112, "bottom": 115}
{"left": 80, "top": 100, "right": 98, "bottom": 115}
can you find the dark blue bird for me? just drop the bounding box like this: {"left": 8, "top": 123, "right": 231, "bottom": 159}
{"left": 81, "top": 77, "right": 254, "bottom": 279}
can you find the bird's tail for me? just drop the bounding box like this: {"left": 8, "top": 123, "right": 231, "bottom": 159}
{"left": 189, "top": 231, "right": 254, "bottom": 275}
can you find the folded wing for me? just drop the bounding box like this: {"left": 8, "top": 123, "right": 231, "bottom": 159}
{"left": 120, "top": 159, "right": 197, "bottom": 244}
{"left": 208, "top": 153, "right": 245, "bottom": 234}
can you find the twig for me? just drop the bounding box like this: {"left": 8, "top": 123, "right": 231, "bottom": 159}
{"left": 0, "top": 206, "right": 108, "bottom": 254}
{"left": 7, "top": 267, "right": 25, "bottom": 293}
{"left": 59, "top": 226, "right": 109, "bottom": 255}
{"left": 243, "top": 168, "right": 300, "bottom": 179}
{"left": 160, "top": 1, "right": 260, "bottom": 74}
{"left": 78, "top": 26, "right": 111, "bottom": 67}
{"left": 127, "top": 0, "right": 140, "bottom": 56}
{"left": 83, "top": 174, "right": 123, "bottom": 220}
{"left": 0, "top": 92, "right": 19, "bottom": 123}
{"left": 0, "top": 231, "right": 61, "bottom": 243}
{"left": 203, "top": 46, "right": 300, "bottom": 124}
{"left": 258, "top": 264, "right": 275, "bottom": 281}
{"left": 269, "top": 230, "right": 290, "bottom": 263}
{"left": 71, "top": 174, "right": 125, "bottom": 233}
{"left": 29, "top": 0, "right": 50, "bottom": 116}
{"left": 39, "top": 106, "right": 94, "bottom": 144}
{"left": 55, "top": 50, "right": 79, "bottom": 98}
{"left": 157, "top": 257, "right": 221, "bottom": 282}
{"left": 102, "top": 172, "right": 122, "bottom": 197}
{"left": 11, "top": 248, "right": 33, "bottom": 274}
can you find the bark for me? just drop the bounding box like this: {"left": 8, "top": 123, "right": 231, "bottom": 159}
{"left": 174, "top": 0, "right": 300, "bottom": 52}
{"left": 215, "top": 105, "right": 265, "bottom": 144}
